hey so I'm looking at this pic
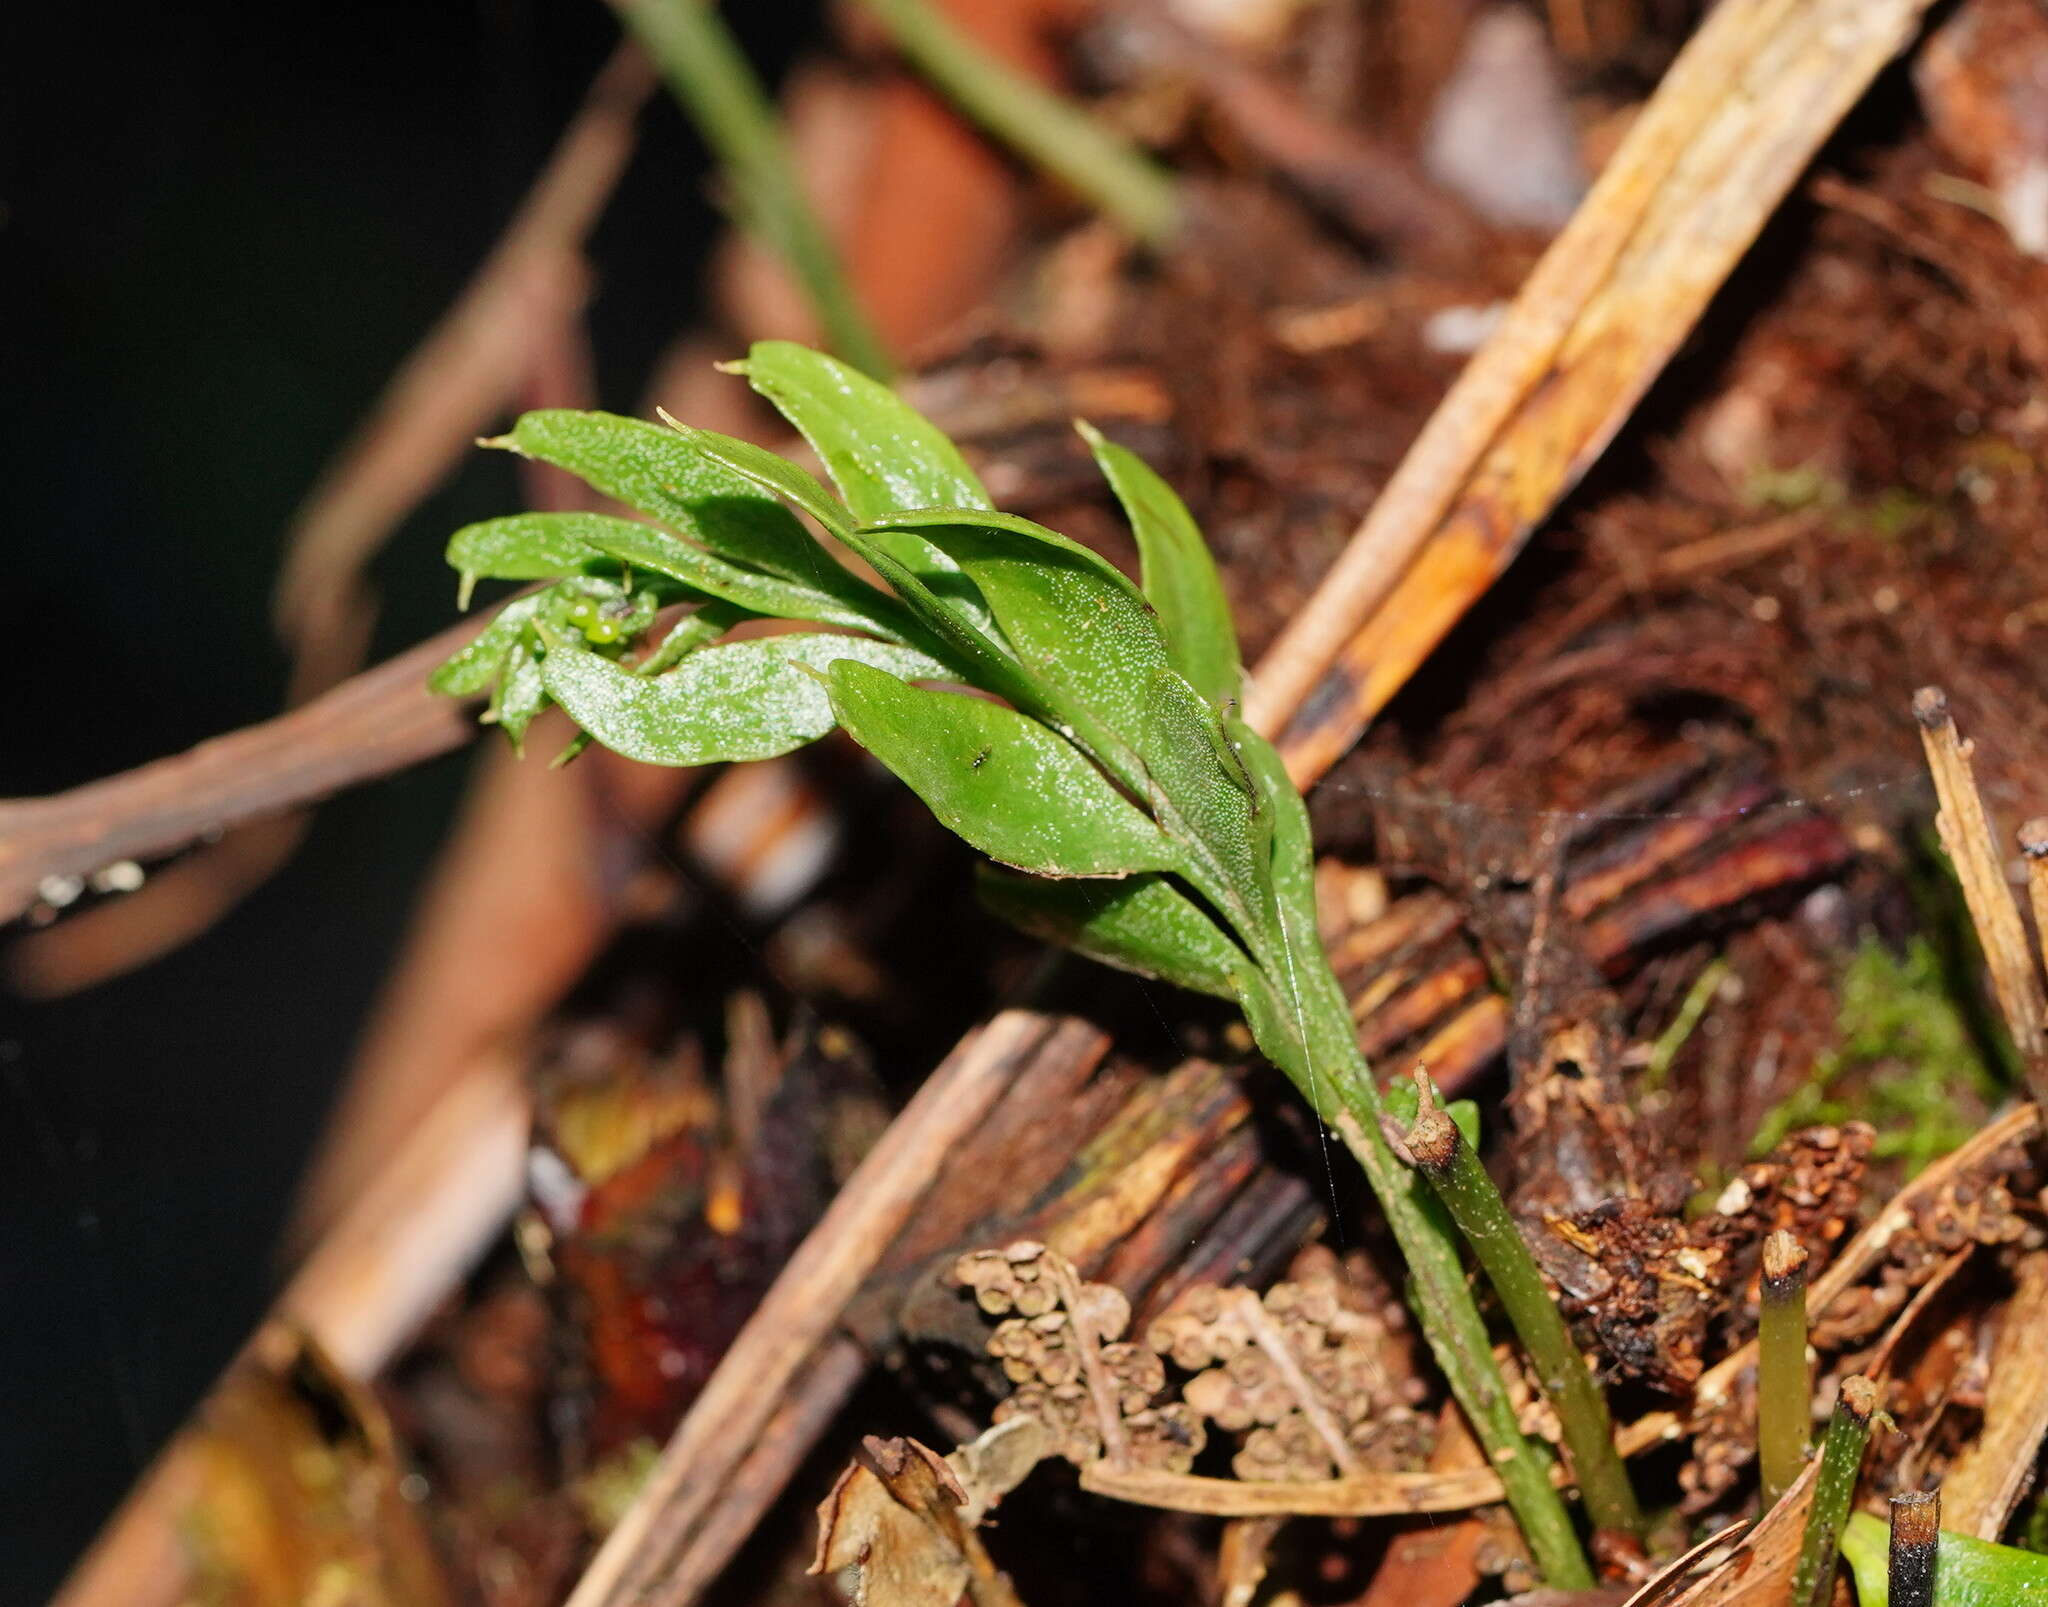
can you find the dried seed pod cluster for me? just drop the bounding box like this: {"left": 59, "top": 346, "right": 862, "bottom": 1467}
{"left": 957, "top": 1241, "right": 1206, "bottom": 1473}
{"left": 1149, "top": 1266, "right": 1429, "bottom": 1482}
{"left": 955, "top": 1242, "right": 1062, "bottom": 1319}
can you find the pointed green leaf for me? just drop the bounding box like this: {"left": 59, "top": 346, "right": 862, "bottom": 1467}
{"left": 864, "top": 508, "right": 1172, "bottom": 781}
{"left": 672, "top": 424, "right": 1014, "bottom": 676}
{"left": 1077, "top": 421, "right": 1241, "bottom": 707}
{"left": 500, "top": 410, "right": 833, "bottom": 587}
{"left": 430, "top": 593, "right": 548, "bottom": 696}
{"left": 638, "top": 601, "right": 746, "bottom": 676}
{"left": 975, "top": 867, "right": 1245, "bottom": 999}
{"left": 738, "top": 340, "right": 991, "bottom": 518}
{"left": 825, "top": 661, "right": 1180, "bottom": 878}
{"left": 1140, "top": 667, "right": 1266, "bottom": 927}
{"left": 540, "top": 632, "right": 948, "bottom": 767}
{"left": 486, "top": 636, "right": 549, "bottom": 752}
{"left": 445, "top": 514, "right": 619, "bottom": 605}
{"left": 1226, "top": 954, "right": 1327, "bottom": 1114}
{"left": 570, "top": 513, "right": 912, "bottom": 639}
{"left": 1230, "top": 716, "right": 1315, "bottom": 931}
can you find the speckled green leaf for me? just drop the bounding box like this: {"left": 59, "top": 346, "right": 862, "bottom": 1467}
{"left": 1077, "top": 421, "right": 1241, "bottom": 708}
{"left": 637, "top": 601, "right": 746, "bottom": 676}
{"left": 737, "top": 340, "right": 991, "bottom": 518}
{"left": 445, "top": 513, "right": 618, "bottom": 605}
{"left": 540, "top": 632, "right": 947, "bottom": 767}
{"left": 1231, "top": 715, "right": 1314, "bottom": 928}
{"left": 430, "top": 593, "right": 548, "bottom": 696}
{"left": 975, "top": 867, "right": 1244, "bottom": 999}
{"left": 826, "top": 661, "right": 1180, "bottom": 878}
{"left": 486, "top": 636, "right": 549, "bottom": 752}
{"left": 1140, "top": 667, "right": 1265, "bottom": 924}
{"left": 864, "top": 508, "right": 1171, "bottom": 781}
{"left": 674, "top": 424, "right": 1010, "bottom": 677}
{"left": 499, "top": 410, "right": 831, "bottom": 587}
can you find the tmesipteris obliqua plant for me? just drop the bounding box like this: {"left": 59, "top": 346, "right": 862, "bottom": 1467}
{"left": 430, "top": 341, "right": 1630, "bottom": 1583}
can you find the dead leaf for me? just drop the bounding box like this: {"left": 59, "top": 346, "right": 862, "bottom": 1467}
{"left": 812, "top": 1435, "right": 1029, "bottom": 1607}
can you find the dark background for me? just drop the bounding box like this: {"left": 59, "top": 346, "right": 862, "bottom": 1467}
{"left": 1, "top": 2, "right": 816, "bottom": 1596}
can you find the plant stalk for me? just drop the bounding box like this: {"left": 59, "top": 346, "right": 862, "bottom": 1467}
{"left": 854, "top": 0, "right": 1180, "bottom": 247}
{"left": 1757, "top": 1229, "right": 1813, "bottom": 1508}
{"left": 611, "top": 0, "right": 894, "bottom": 381}
{"left": 1792, "top": 1374, "right": 1880, "bottom": 1607}
{"left": 1890, "top": 1491, "right": 1940, "bottom": 1607}
{"left": 1401, "top": 1078, "right": 1645, "bottom": 1541}
{"left": 1244, "top": 928, "right": 1595, "bottom": 1587}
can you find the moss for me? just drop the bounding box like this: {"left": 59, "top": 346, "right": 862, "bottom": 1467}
{"left": 1747, "top": 935, "right": 2007, "bottom": 1174}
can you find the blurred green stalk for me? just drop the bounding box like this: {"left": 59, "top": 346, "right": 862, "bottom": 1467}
{"left": 614, "top": 0, "right": 893, "bottom": 380}
{"left": 1757, "top": 1229, "right": 1812, "bottom": 1508}
{"left": 856, "top": 0, "right": 1179, "bottom": 247}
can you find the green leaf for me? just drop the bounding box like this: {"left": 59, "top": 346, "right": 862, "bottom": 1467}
{"left": 1842, "top": 1511, "right": 2048, "bottom": 1605}
{"left": 430, "top": 594, "right": 548, "bottom": 696}
{"left": 486, "top": 636, "right": 549, "bottom": 752}
{"left": 1227, "top": 955, "right": 1324, "bottom": 1111}
{"left": 1139, "top": 668, "right": 1266, "bottom": 927}
{"left": 826, "top": 661, "right": 1181, "bottom": 878}
{"left": 1381, "top": 1078, "right": 1483, "bottom": 1150}
{"left": 1077, "top": 422, "right": 1241, "bottom": 708}
{"left": 737, "top": 340, "right": 991, "bottom": 519}
{"left": 975, "top": 867, "right": 1245, "bottom": 999}
{"left": 445, "top": 513, "right": 619, "bottom": 606}
{"left": 725, "top": 346, "right": 995, "bottom": 627}
{"left": 1230, "top": 716, "right": 1315, "bottom": 933}
{"left": 638, "top": 601, "right": 746, "bottom": 676}
{"left": 674, "top": 425, "right": 1015, "bottom": 678}
{"left": 500, "top": 410, "right": 835, "bottom": 587}
{"left": 539, "top": 632, "right": 949, "bottom": 767}
{"left": 865, "top": 509, "right": 1171, "bottom": 780}
{"left": 571, "top": 513, "right": 912, "bottom": 639}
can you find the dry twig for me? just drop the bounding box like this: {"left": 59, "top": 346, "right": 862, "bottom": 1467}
{"left": 1914, "top": 686, "right": 2048, "bottom": 1095}
{"left": 1247, "top": 0, "right": 1948, "bottom": 782}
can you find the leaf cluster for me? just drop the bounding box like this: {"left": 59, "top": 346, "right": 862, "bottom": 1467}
{"left": 435, "top": 341, "right": 1322, "bottom": 1089}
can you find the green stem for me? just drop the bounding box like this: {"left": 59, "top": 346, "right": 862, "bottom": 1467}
{"left": 1243, "top": 936, "right": 1595, "bottom": 1588}
{"left": 1792, "top": 1375, "right": 1880, "bottom": 1607}
{"left": 613, "top": 0, "right": 893, "bottom": 381}
{"left": 1757, "top": 1229, "right": 1812, "bottom": 1508}
{"left": 1402, "top": 1079, "right": 1645, "bottom": 1540}
{"left": 854, "top": 0, "right": 1180, "bottom": 247}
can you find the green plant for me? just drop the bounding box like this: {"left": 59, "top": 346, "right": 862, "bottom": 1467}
{"left": 613, "top": 0, "right": 892, "bottom": 380}
{"left": 429, "top": 341, "right": 1591, "bottom": 1585}
{"left": 1756, "top": 1229, "right": 1812, "bottom": 1509}
{"left": 1749, "top": 937, "right": 2007, "bottom": 1173}
{"left": 1401, "top": 1076, "right": 1642, "bottom": 1539}
{"left": 1791, "top": 1375, "right": 1880, "bottom": 1607}
{"left": 854, "top": 0, "right": 1179, "bottom": 247}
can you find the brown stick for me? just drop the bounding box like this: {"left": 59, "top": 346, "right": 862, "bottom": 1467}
{"left": 1914, "top": 688, "right": 2048, "bottom": 1095}
{"left": 0, "top": 618, "right": 484, "bottom": 925}
{"left": 1937, "top": 1250, "right": 2048, "bottom": 1538}
{"left": 3, "top": 46, "right": 652, "bottom": 973}
{"left": 660, "top": 1335, "right": 870, "bottom": 1605}
{"left": 563, "top": 1010, "right": 1055, "bottom": 1607}
{"left": 1246, "top": 0, "right": 1944, "bottom": 782}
